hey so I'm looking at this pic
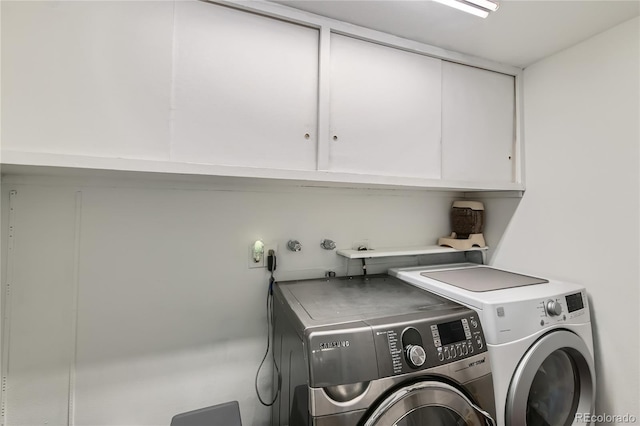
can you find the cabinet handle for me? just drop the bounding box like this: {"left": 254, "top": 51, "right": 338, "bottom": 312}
{"left": 333, "top": 135, "right": 338, "bottom": 141}
{"left": 304, "top": 133, "right": 310, "bottom": 140}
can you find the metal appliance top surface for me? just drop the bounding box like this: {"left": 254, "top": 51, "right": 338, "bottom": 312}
{"left": 420, "top": 267, "right": 548, "bottom": 292}
{"left": 276, "top": 274, "right": 460, "bottom": 329}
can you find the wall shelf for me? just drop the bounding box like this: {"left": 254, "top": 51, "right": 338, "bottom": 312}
{"left": 336, "top": 245, "right": 488, "bottom": 259}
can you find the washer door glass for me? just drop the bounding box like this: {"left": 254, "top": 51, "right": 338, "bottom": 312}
{"left": 363, "top": 381, "right": 494, "bottom": 426}
{"left": 506, "top": 330, "right": 595, "bottom": 426}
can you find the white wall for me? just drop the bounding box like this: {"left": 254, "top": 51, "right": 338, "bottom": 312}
{"left": 0, "top": 174, "right": 456, "bottom": 425}
{"left": 485, "top": 16, "right": 640, "bottom": 420}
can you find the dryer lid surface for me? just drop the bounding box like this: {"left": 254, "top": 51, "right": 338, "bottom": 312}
{"left": 420, "top": 267, "right": 548, "bottom": 292}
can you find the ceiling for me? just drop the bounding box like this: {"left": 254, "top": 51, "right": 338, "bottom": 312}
{"left": 273, "top": 0, "right": 640, "bottom": 68}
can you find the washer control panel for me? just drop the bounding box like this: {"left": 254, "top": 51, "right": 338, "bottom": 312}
{"left": 430, "top": 317, "right": 484, "bottom": 362}
{"left": 371, "top": 310, "right": 487, "bottom": 376}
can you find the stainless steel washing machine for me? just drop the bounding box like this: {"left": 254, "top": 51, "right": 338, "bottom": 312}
{"left": 271, "top": 274, "right": 497, "bottom": 426}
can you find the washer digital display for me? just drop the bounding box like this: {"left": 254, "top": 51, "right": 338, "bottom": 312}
{"left": 437, "top": 320, "right": 466, "bottom": 345}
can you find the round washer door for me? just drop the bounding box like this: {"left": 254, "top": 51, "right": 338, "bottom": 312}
{"left": 506, "top": 330, "right": 595, "bottom": 426}
{"left": 363, "top": 380, "right": 495, "bottom": 426}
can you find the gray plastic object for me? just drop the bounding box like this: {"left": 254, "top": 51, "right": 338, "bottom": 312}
{"left": 170, "top": 401, "right": 242, "bottom": 426}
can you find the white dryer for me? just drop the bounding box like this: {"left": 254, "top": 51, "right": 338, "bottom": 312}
{"left": 390, "top": 263, "right": 596, "bottom": 426}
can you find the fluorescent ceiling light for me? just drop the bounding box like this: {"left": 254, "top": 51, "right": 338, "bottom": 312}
{"left": 433, "top": 0, "right": 499, "bottom": 18}
{"left": 433, "top": 0, "right": 489, "bottom": 18}
{"left": 466, "top": 0, "right": 499, "bottom": 12}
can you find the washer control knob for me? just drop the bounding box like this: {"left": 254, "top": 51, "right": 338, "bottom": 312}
{"left": 546, "top": 300, "right": 563, "bottom": 316}
{"left": 405, "top": 345, "right": 427, "bottom": 368}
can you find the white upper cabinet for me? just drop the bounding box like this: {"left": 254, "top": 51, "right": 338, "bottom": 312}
{"left": 1, "top": 1, "right": 174, "bottom": 160}
{"left": 328, "top": 34, "right": 442, "bottom": 179}
{"left": 441, "top": 61, "right": 516, "bottom": 183}
{"left": 2, "top": 0, "right": 523, "bottom": 191}
{"left": 172, "top": 1, "right": 319, "bottom": 171}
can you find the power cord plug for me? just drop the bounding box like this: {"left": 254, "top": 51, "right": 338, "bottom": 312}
{"left": 267, "top": 249, "right": 276, "bottom": 272}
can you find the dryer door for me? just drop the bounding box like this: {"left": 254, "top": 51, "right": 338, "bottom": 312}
{"left": 363, "top": 381, "right": 495, "bottom": 426}
{"left": 506, "top": 330, "right": 595, "bottom": 426}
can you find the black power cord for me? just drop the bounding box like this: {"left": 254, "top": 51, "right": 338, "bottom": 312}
{"left": 255, "top": 250, "right": 281, "bottom": 407}
{"left": 358, "top": 246, "right": 368, "bottom": 276}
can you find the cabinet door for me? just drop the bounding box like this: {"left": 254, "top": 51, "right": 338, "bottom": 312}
{"left": 329, "top": 34, "right": 442, "bottom": 179}
{"left": 442, "top": 62, "right": 515, "bottom": 183}
{"left": 172, "top": 1, "right": 318, "bottom": 171}
{"left": 1, "top": 1, "right": 174, "bottom": 160}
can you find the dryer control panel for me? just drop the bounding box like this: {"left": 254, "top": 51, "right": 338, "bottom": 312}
{"left": 537, "top": 290, "right": 588, "bottom": 326}
{"left": 482, "top": 288, "right": 591, "bottom": 345}
{"left": 370, "top": 310, "right": 488, "bottom": 377}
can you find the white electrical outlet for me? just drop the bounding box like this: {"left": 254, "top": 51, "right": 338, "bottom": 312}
{"left": 248, "top": 241, "right": 278, "bottom": 269}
